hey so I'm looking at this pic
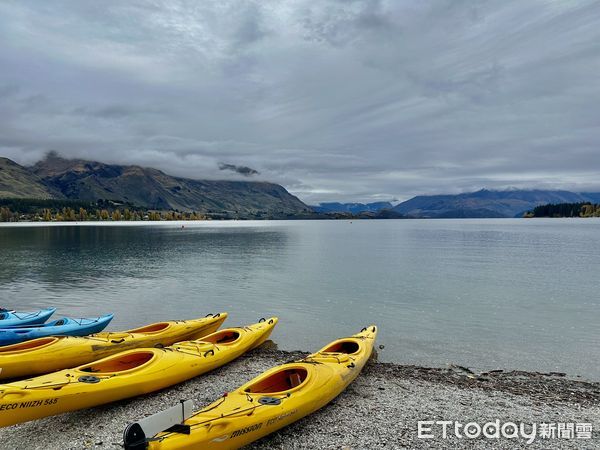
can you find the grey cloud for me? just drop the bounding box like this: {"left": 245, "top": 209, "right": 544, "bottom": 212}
{"left": 218, "top": 163, "right": 260, "bottom": 177}
{"left": 1, "top": 0, "right": 600, "bottom": 203}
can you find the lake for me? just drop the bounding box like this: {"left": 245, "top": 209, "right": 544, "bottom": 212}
{"left": 0, "top": 219, "right": 598, "bottom": 379}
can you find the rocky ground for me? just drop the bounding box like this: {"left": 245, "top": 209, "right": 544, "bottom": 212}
{"left": 0, "top": 345, "right": 599, "bottom": 449}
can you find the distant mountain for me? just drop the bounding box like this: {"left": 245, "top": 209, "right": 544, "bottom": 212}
{"left": 1, "top": 154, "right": 311, "bottom": 219}
{"left": 0, "top": 157, "right": 62, "bottom": 199}
{"left": 581, "top": 192, "right": 600, "bottom": 203}
{"left": 32, "top": 153, "right": 311, "bottom": 218}
{"left": 393, "top": 189, "right": 595, "bottom": 218}
{"left": 311, "top": 201, "right": 393, "bottom": 214}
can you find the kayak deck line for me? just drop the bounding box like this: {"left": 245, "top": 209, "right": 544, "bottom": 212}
{"left": 2, "top": 311, "right": 44, "bottom": 321}
{"left": 0, "top": 308, "right": 56, "bottom": 328}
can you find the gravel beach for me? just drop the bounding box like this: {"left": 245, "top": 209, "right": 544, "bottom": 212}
{"left": 0, "top": 344, "right": 598, "bottom": 449}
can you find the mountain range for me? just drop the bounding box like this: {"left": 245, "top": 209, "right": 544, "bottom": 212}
{"left": 0, "top": 154, "right": 311, "bottom": 219}
{"left": 391, "top": 189, "right": 600, "bottom": 218}
{"left": 315, "top": 189, "right": 600, "bottom": 218}
{"left": 2, "top": 154, "right": 599, "bottom": 219}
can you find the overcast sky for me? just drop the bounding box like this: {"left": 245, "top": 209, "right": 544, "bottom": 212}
{"left": 1, "top": 1, "right": 599, "bottom": 203}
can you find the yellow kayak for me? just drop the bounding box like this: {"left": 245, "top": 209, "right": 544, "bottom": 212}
{"left": 125, "top": 325, "right": 377, "bottom": 450}
{"left": 0, "top": 317, "right": 277, "bottom": 427}
{"left": 0, "top": 313, "right": 227, "bottom": 380}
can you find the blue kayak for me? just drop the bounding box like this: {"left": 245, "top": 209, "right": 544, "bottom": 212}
{"left": 0, "top": 308, "right": 56, "bottom": 327}
{"left": 0, "top": 314, "right": 113, "bottom": 346}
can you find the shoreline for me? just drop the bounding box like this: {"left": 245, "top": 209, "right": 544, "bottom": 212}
{"left": 1, "top": 346, "right": 598, "bottom": 449}
{"left": 1, "top": 217, "right": 598, "bottom": 228}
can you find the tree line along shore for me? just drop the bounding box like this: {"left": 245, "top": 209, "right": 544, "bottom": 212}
{"left": 3, "top": 198, "right": 600, "bottom": 223}
{"left": 525, "top": 202, "right": 600, "bottom": 218}
{"left": 0, "top": 197, "right": 375, "bottom": 222}
{"left": 0, "top": 198, "right": 209, "bottom": 222}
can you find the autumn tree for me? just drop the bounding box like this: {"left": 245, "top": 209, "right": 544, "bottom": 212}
{"left": 581, "top": 204, "right": 594, "bottom": 217}
{"left": 62, "top": 207, "right": 76, "bottom": 221}
{"left": 0, "top": 207, "right": 12, "bottom": 222}
{"left": 112, "top": 209, "right": 122, "bottom": 221}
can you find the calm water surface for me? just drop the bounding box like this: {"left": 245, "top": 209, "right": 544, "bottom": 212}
{"left": 0, "top": 219, "right": 598, "bottom": 379}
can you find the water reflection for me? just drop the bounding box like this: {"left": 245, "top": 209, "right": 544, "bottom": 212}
{"left": 0, "top": 225, "right": 289, "bottom": 287}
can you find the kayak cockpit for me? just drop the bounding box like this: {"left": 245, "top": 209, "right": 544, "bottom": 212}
{"left": 126, "top": 323, "right": 170, "bottom": 334}
{"left": 321, "top": 340, "right": 360, "bottom": 354}
{"left": 79, "top": 351, "right": 156, "bottom": 374}
{"left": 244, "top": 367, "right": 308, "bottom": 394}
{"left": 202, "top": 330, "right": 240, "bottom": 345}
{"left": 0, "top": 337, "right": 59, "bottom": 353}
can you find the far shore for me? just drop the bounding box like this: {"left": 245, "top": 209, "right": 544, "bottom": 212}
{"left": 0, "top": 219, "right": 300, "bottom": 228}
{"left": 0, "top": 346, "right": 598, "bottom": 449}
{"left": 3, "top": 217, "right": 600, "bottom": 229}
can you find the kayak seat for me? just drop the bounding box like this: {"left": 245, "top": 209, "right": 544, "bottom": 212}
{"left": 202, "top": 331, "right": 240, "bottom": 345}
{"left": 80, "top": 351, "right": 155, "bottom": 374}
{"left": 54, "top": 319, "right": 66, "bottom": 326}
{"left": 126, "top": 323, "right": 170, "bottom": 334}
{"left": 0, "top": 337, "right": 58, "bottom": 353}
{"left": 289, "top": 372, "right": 303, "bottom": 388}
{"left": 244, "top": 368, "right": 308, "bottom": 394}
{"left": 322, "top": 340, "right": 360, "bottom": 354}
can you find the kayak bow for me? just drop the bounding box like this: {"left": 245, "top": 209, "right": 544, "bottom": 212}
{"left": 0, "top": 315, "right": 114, "bottom": 347}
{"left": 0, "top": 308, "right": 56, "bottom": 328}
